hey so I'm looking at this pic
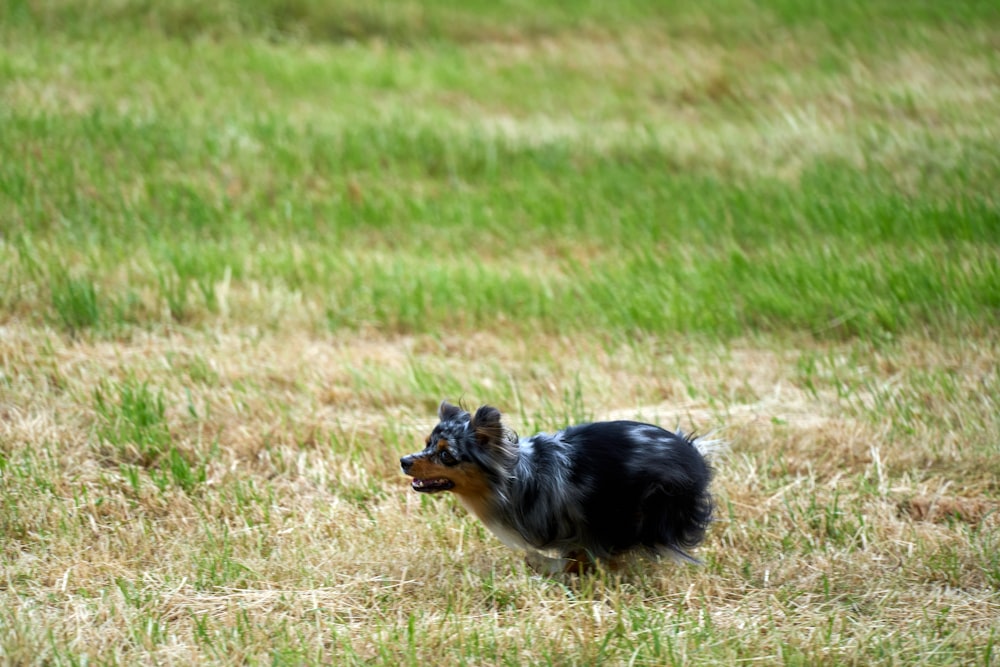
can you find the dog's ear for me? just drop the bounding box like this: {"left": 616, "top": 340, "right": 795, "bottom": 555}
{"left": 470, "top": 405, "right": 504, "bottom": 445}
{"left": 438, "top": 400, "right": 465, "bottom": 421}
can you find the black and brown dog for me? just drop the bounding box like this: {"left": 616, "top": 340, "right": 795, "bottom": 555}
{"left": 401, "top": 401, "right": 721, "bottom": 574}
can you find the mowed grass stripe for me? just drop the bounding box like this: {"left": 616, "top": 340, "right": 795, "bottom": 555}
{"left": 3, "top": 111, "right": 997, "bottom": 337}
{"left": 5, "top": 237, "right": 997, "bottom": 339}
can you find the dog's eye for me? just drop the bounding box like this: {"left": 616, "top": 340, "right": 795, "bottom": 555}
{"left": 439, "top": 450, "right": 458, "bottom": 466}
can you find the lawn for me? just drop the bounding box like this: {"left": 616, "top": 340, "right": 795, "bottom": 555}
{"left": 1, "top": 0, "right": 998, "bottom": 664}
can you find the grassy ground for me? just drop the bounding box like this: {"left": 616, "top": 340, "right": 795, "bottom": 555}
{"left": 1, "top": 0, "right": 999, "bottom": 664}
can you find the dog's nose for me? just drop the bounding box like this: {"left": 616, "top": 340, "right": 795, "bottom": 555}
{"left": 400, "top": 455, "right": 414, "bottom": 473}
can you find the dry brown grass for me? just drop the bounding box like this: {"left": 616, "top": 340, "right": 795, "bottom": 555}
{"left": 2, "top": 322, "right": 997, "bottom": 664}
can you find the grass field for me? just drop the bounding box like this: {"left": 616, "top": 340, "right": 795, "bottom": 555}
{"left": 1, "top": 0, "right": 999, "bottom": 664}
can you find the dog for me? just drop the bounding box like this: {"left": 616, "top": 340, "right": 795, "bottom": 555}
{"left": 400, "top": 401, "right": 720, "bottom": 574}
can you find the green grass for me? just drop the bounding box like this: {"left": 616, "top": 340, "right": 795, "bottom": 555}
{"left": 94, "top": 379, "right": 171, "bottom": 463}
{"left": 1, "top": 0, "right": 998, "bottom": 664}
{"left": 2, "top": 0, "right": 998, "bottom": 342}
{"left": 4, "top": 115, "right": 996, "bottom": 338}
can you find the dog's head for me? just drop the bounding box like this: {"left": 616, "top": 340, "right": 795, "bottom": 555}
{"left": 400, "top": 401, "right": 516, "bottom": 499}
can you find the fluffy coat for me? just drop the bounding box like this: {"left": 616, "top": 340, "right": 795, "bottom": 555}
{"left": 400, "top": 401, "right": 719, "bottom": 574}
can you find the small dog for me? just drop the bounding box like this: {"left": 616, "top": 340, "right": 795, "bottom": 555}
{"left": 400, "top": 401, "right": 720, "bottom": 574}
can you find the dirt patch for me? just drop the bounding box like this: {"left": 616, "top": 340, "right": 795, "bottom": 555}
{"left": 899, "top": 495, "right": 998, "bottom": 524}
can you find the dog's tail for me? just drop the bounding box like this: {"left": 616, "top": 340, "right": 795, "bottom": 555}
{"left": 691, "top": 432, "right": 728, "bottom": 462}
{"left": 675, "top": 425, "right": 728, "bottom": 464}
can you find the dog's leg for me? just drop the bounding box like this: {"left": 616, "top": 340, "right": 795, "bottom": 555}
{"left": 562, "top": 550, "right": 601, "bottom": 575}
{"left": 525, "top": 551, "right": 571, "bottom": 576}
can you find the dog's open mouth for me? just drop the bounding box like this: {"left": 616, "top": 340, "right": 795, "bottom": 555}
{"left": 411, "top": 477, "right": 454, "bottom": 493}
